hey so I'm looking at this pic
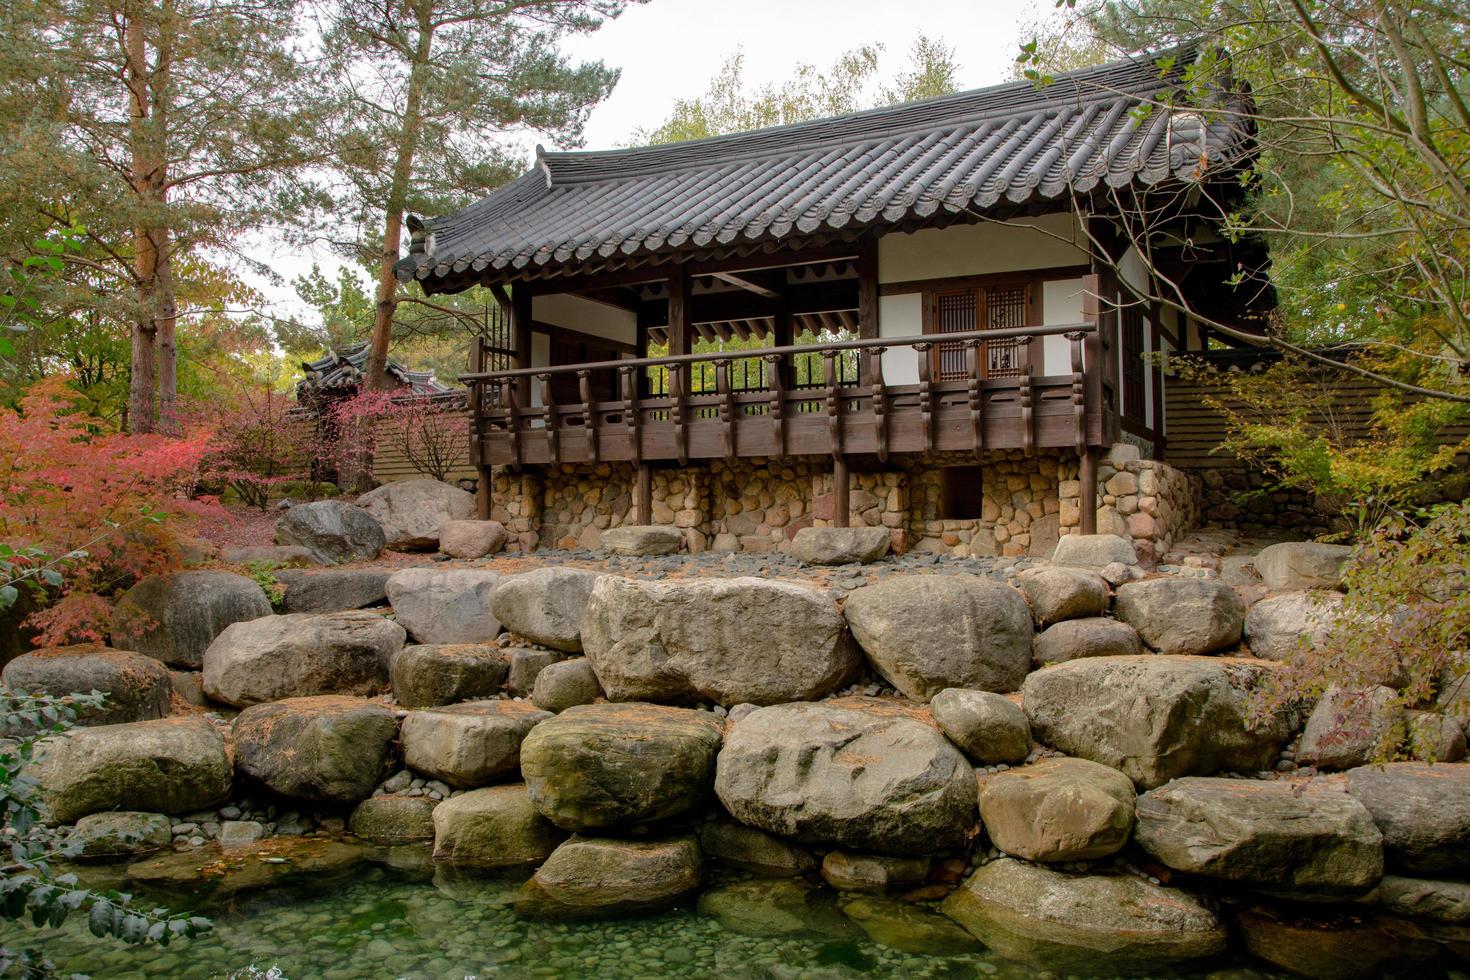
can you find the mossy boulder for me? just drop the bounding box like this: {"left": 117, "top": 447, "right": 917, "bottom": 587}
{"left": 232, "top": 696, "right": 398, "bottom": 803}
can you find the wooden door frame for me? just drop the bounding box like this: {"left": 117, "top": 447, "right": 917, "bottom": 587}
{"left": 922, "top": 278, "right": 1040, "bottom": 379}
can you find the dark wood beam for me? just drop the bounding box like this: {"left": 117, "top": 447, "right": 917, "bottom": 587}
{"left": 640, "top": 280, "right": 857, "bottom": 327}
{"left": 712, "top": 270, "right": 782, "bottom": 299}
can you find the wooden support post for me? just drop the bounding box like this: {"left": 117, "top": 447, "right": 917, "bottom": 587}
{"left": 510, "top": 287, "right": 533, "bottom": 408}
{"left": 1079, "top": 446, "right": 1099, "bottom": 535}
{"left": 856, "top": 235, "right": 880, "bottom": 384}
{"left": 770, "top": 300, "right": 793, "bottom": 389}
{"left": 635, "top": 462, "right": 652, "bottom": 526}
{"left": 469, "top": 336, "right": 492, "bottom": 520}
{"left": 666, "top": 266, "right": 690, "bottom": 358}
{"left": 832, "top": 454, "right": 850, "bottom": 528}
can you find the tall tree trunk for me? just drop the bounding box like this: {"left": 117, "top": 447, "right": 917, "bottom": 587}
{"left": 151, "top": 4, "right": 179, "bottom": 436}
{"left": 364, "top": 13, "right": 434, "bottom": 392}
{"left": 125, "top": 5, "right": 156, "bottom": 434}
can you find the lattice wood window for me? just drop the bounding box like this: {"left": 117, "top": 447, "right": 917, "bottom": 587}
{"left": 1121, "top": 305, "right": 1146, "bottom": 421}
{"left": 927, "top": 283, "right": 1032, "bottom": 381}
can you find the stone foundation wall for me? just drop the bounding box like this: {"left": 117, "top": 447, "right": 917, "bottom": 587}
{"left": 484, "top": 446, "right": 1204, "bottom": 560}
{"left": 1192, "top": 467, "right": 1333, "bottom": 538}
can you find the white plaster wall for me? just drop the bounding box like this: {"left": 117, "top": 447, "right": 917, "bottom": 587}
{"left": 878, "top": 212, "right": 1088, "bottom": 283}
{"left": 1041, "top": 277, "right": 1088, "bottom": 376}
{"left": 877, "top": 293, "right": 923, "bottom": 385}
{"left": 533, "top": 293, "right": 637, "bottom": 345}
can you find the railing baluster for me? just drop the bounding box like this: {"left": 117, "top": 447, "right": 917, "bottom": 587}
{"left": 822, "top": 350, "right": 841, "bottom": 454}
{"left": 578, "top": 370, "right": 597, "bottom": 463}
{"left": 1066, "top": 329, "right": 1087, "bottom": 454}
{"left": 670, "top": 362, "right": 688, "bottom": 465}
{"left": 966, "top": 339, "right": 984, "bottom": 456}
{"left": 716, "top": 359, "right": 736, "bottom": 461}
{"left": 764, "top": 353, "right": 786, "bottom": 459}
{"left": 504, "top": 380, "right": 522, "bottom": 465}
{"left": 914, "top": 341, "right": 934, "bottom": 452}
{"left": 1020, "top": 363, "right": 1034, "bottom": 455}
{"left": 539, "top": 373, "right": 559, "bottom": 466}
{"left": 868, "top": 347, "right": 888, "bottom": 462}
{"left": 619, "top": 365, "right": 641, "bottom": 462}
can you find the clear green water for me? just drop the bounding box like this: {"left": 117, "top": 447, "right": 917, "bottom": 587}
{"left": 11, "top": 860, "right": 1274, "bottom": 980}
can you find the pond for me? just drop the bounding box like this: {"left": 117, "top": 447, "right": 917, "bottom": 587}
{"left": 8, "top": 854, "right": 1285, "bottom": 980}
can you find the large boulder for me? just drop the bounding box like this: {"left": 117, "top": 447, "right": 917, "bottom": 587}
{"left": 401, "top": 701, "right": 551, "bottom": 789}
{"left": 581, "top": 576, "right": 856, "bottom": 706}
{"left": 1033, "top": 617, "right": 1143, "bottom": 665}
{"left": 929, "top": 688, "right": 1031, "bottom": 765}
{"left": 349, "top": 795, "right": 437, "bottom": 845}
{"left": 531, "top": 658, "right": 603, "bottom": 713}
{"left": 1244, "top": 591, "right": 1345, "bottom": 661}
{"left": 1016, "top": 567, "right": 1108, "bottom": 626}
{"left": 110, "top": 571, "right": 272, "bottom": 668}
{"left": 273, "top": 568, "right": 391, "bottom": 614}
{"left": 488, "top": 567, "right": 602, "bottom": 652}
{"left": 1346, "top": 762, "right": 1470, "bottom": 875}
{"left": 790, "top": 526, "right": 891, "bottom": 565}
{"left": 1297, "top": 685, "right": 1403, "bottom": 770}
{"left": 505, "top": 647, "right": 564, "bottom": 697}
{"left": 275, "top": 500, "right": 385, "bottom": 564}
{"left": 202, "top": 611, "right": 403, "bottom": 707}
{"left": 1051, "top": 533, "right": 1137, "bottom": 569}
{"left": 2, "top": 646, "right": 170, "bottom": 727}
{"left": 66, "top": 811, "right": 172, "bottom": 860}
{"left": 515, "top": 834, "right": 703, "bottom": 920}
{"left": 600, "top": 525, "right": 682, "bottom": 556}
{"left": 1376, "top": 876, "right": 1470, "bottom": 924}
{"left": 941, "top": 859, "right": 1226, "bottom": 972}
{"left": 1135, "top": 777, "right": 1383, "bottom": 899}
{"left": 1021, "top": 656, "right": 1292, "bottom": 788}
{"left": 220, "top": 544, "right": 321, "bottom": 567}
{"left": 1235, "top": 904, "right": 1450, "bottom": 980}
{"left": 432, "top": 783, "right": 567, "bottom": 868}
{"left": 37, "top": 717, "right": 231, "bottom": 823}
{"left": 1113, "top": 578, "right": 1245, "bottom": 655}
{"left": 355, "top": 479, "right": 475, "bottom": 551}
{"left": 842, "top": 576, "right": 1032, "bottom": 700}
{"left": 385, "top": 568, "right": 502, "bottom": 644}
{"left": 389, "top": 643, "right": 507, "bottom": 708}
{"left": 697, "top": 818, "right": 817, "bottom": 877}
{"left": 714, "top": 701, "right": 977, "bottom": 855}
{"left": 233, "top": 696, "right": 398, "bottom": 803}
{"left": 979, "top": 758, "right": 1136, "bottom": 862}
{"left": 519, "top": 703, "right": 723, "bottom": 831}
{"left": 1253, "top": 541, "right": 1352, "bottom": 591}
{"left": 438, "top": 519, "right": 507, "bottom": 559}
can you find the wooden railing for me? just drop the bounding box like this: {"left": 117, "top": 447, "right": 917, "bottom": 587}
{"left": 462, "top": 323, "right": 1102, "bottom": 468}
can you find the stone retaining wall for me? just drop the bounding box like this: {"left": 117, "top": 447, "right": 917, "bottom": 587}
{"left": 485, "top": 446, "right": 1203, "bottom": 561}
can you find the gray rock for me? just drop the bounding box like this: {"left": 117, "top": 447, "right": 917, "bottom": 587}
{"left": 1376, "top": 875, "right": 1470, "bottom": 924}
{"left": 1298, "top": 685, "right": 1403, "bottom": 770}
{"left": 275, "top": 500, "right": 385, "bottom": 564}
{"left": 600, "top": 525, "right": 682, "bottom": 556}
{"left": 697, "top": 818, "right": 816, "bottom": 877}
{"left": 790, "top": 526, "right": 891, "bottom": 565}
{"left": 929, "top": 688, "right": 1030, "bottom": 765}
{"left": 232, "top": 696, "right": 399, "bottom": 803}
{"left": 582, "top": 576, "right": 856, "bottom": 706}
{"left": 819, "top": 850, "right": 928, "bottom": 893}
{"left": 385, "top": 568, "right": 502, "bottom": 644}
{"left": 505, "top": 648, "right": 563, "bottom": 698}
{"left": 488, "top": 567, "right": 602, "bottom": 652}
{"left": 941, "top": 859, "right": 1226, "bottom": 972}
{"left": 1219, "top": 554, "right": 1261, "bottom": 586}
{"left": 349, "top": 795, "right": 437, "bottom": 845}
{"left": 979, "top": 758, "right": 1136, "bottom": 862}
{"left": 520, "top": 702, "right": 723, "bottom": 831}
{"left": 531, "top": 658, "right": 603, "bottom": 713}
{"left": 1113, "top": 578, "right": 1245, "bottom": 655}
{"left": 202, "top": 611, "right": 403, "bottom": 707}
{"left": 515, "top": 834, "right": 703, "bottom": 920}
{"left": 432, "top": 783, "right": 567, "bottom": 868}
{"left": 1346, "top": 762, "right": 1470, "bottom": 875}
{"left": 220, "top": 545, "right": 323, "bottom": 567}
{"left": 356, "top": 479, "right": 475, "bottom": 551}
{"left": 2, "top": 646, "right": 170, "bottom": 727}
{"left": 390, "top": 643, "right": 507, "bottom": 708}
{"left": 274, "top": 568, "right": 391, "bottom": 613}
{"left": 1021, "top": 655, "right": 1292, "bottom": 788}
{"left": 841, "top": 896, "right": 983, "bottom": 955}
{"left": 37, "top": 717, "right": 232, "bottom": 823}
{"left": 697, "top": 878, "right": 861, "bottom": 939}
{"left": 1032, "top": 617, "right": 1143, "bottom": 665}
{"left": 1017, "top": 567, "right": 1108, "bottom": 626}
{"left": 401, "top": 701, "right": 551, "bottom": 789}
{"left": 67, "top": 811, "right": 172, "bottom": 860}
{"left": 1051, "top": 533, "right": 1137, "bottom": 569}
{"left": 843, "top": 576, "right": 1032, "bottom": 700}
{"left": 1235, "top": 903, "right": 1445, "bottom": 979}
{"left": 217, "top": 820, "right": 265, "bottom": 848}
{"left": 715, "top": 700, "right": 977, "bottom": 855}
{"left": 1253, "top": 541, "right": 1353, "bottom": 591}
{"left": 1244, "top": 591, "right": 1345, "bottom": 661}
{"left": 438, "top": 519, "right": 507, "bottom": 559}
{"left": 169, "top": 670, "right": 207, "bottom": 707}
{"left": 1135, "top": 777, "right": 1383, "bottom": 899}
{"left": 110, "top": 571, "right": 272, "bottom": 668}
{"left": 1406, "top": 709, "right": 1467, "bottom": 763}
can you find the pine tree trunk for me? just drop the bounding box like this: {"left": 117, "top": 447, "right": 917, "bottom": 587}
{"left": 125, "top": 6, "right": 155, "bottom": 434}
{"left": 154, "top": 232, "right": 180, "bottom": 435}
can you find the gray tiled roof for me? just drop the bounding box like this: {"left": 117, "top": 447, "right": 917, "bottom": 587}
{"left": 397, "top": 45, "right": 1252, "bottom": 288}
{"left": 298, "top": 343, "right": 449, "bottom": 395}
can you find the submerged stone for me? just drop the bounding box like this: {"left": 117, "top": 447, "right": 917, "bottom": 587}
{"left": 840, "top": 896, "right": 982, "bottom": 955}
{"left": 696, "top": 878, "right": 860, "bottom": 940}
{"left": 350, "top": 795, "right": 438, "bottom": 846}
{"left": 514, "top": 834, "right": 702, "bottom": 920}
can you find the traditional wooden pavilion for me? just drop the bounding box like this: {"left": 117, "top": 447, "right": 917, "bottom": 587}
{"left": 394, "top": 45, "right": 1269, "bottom": 550}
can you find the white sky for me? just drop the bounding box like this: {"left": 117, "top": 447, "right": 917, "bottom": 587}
{"left": 256, "top": 0, "right": 1049, "bottom": 322}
